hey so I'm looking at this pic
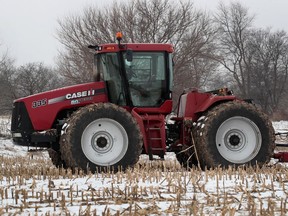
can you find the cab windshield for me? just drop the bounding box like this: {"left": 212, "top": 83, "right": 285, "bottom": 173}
{"left": 95, "top": 51, "right": 170, "bottom": 107}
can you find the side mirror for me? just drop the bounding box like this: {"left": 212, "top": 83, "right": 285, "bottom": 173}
{"left": 126, "top": 49, "right": 133, "bottom": 62}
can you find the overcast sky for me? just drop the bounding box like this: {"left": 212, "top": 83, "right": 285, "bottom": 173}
{"left": 0, "top": 0, "right": 287, "bottom": 67}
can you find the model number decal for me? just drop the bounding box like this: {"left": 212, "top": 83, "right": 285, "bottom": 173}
{"left": 32, "top": 99, "right": 47, "bottom": 108}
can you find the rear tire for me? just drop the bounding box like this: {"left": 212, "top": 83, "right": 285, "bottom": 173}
{"left": 60, "top": 103, "right": 143, "bottom": 172}
{"left": 47, "top": 147, "right": 66, "bottom": 168}
{"left": 194, "top": 101, "right": 275, "bottom": 169}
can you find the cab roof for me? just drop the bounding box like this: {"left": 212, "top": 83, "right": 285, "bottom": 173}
{"left": 96, "top": 43, "right": 173, "bottom": 53}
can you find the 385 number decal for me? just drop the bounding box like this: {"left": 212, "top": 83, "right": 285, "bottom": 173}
{"left": 32, "top": 99, "right": 47, "bottom": 108}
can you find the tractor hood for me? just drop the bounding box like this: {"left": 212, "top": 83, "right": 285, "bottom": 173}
{"left": 13, "top": 81, "right": 108, "bottom": 130}
{"left": 14, "top": 82, "right": 107, "bottom": 103}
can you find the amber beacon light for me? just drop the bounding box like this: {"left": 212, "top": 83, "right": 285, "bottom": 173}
{"left": 116, "top": 32, "right": 123, "bottom": 41}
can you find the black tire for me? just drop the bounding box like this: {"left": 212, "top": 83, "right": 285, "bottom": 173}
{"left": 194, "top": 101, "right": 275, "bottom": 169}
{"left": 175, "top": 134, "right": 198, "bottom": 169}
{"left": 176, "top": 146, "right": 197, "bottom": 169}
{"left": 60, "top": 103, "right": 143, "bottom": 172}
{"left": 47, "top": 148, "right": 66, "bottom": 168}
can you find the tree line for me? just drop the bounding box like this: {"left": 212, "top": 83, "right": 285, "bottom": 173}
{"left": 0, "top": 54, "right": 62, "bottom": 114}
{"left": 1, "top": 0, "right": 288, "bottom": 119}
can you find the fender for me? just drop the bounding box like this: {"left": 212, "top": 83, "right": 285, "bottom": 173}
{"left": 196, "top": 95, "right": 237, "bottom": 113}
{"left": 178, "top": 91, "right": 237, "bottom": 121}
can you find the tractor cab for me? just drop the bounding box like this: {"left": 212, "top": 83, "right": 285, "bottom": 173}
{"left": 90, "top": 34, "right": 174, "bottom": 109}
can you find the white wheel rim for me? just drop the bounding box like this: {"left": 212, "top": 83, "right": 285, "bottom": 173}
{"left": 216, "top": 116, "right": 262, "bottom": 164}
{"left": 81, "top": 118, "right": 128, "bottom": 166}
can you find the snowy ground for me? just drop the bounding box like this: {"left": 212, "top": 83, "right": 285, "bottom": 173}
{"left": 0, "top": 120, "right": 287, "bottom": 215}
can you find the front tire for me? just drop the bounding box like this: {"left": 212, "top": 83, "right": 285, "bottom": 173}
{"left": 194, "top": 101, "right": 275, "bottom": 169}
{"left": 60, "top": 103, "right": 143, "bottom": 172}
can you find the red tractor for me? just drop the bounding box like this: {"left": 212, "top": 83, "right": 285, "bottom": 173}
{"left": 11, "top": 33, "right": 275, "bottom": 172}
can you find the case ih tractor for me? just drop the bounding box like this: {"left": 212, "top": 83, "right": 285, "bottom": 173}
{"left": 11, "top": 33, "right": 276, "bottom": 172}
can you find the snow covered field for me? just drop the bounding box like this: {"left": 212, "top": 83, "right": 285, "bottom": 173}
{"left": 0, "top": 120, "right": 287, "bottom": 215}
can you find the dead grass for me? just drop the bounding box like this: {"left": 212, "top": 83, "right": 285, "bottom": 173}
{"left": 0, "top": 118, "right": 287, "bottom": 215}
{"left": 0, "top": 152, "right": 288, "bottom": 215}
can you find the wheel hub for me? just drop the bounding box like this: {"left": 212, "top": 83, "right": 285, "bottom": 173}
{"left": 223, "top": 130, "right": 245, "bottom": 151}
{"left": 91, "top": 132, "right": 113, "bottom": 154}
{"left": 96, "top": 136, "right": 108, "bottom": 148}
{"left": 229, "top": 135, "right": 240, "bottom": 146}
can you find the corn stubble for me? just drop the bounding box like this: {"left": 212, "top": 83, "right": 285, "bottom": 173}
{"left": 0, "top": 153, "right": 288, "bottom": 215}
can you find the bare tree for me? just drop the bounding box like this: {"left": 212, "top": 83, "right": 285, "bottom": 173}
{"left": 56, "top": 0, "right": 218, "bottom": 103}
{"left": 248, "top": 29, "right": 288, "bottom": 114}
{"left": 14, "top": 62, "right": 62, "bottom": 98}
{"left": 173, "top": 11, "right": 218, "bottom": 96}
{"left": 214, "top": 2, "right": 254, "bottom": 98}
{"left": 214, "top": 1, "right": 288, "bottom": 114}
{"left": 0, "top": 49, "right": 63, "bottom": 114}
{"left": 0, "top": 51, "right": 17, "bottom": 114}
{"left": 277, "top": 83, "right": 288, "bottom": 119}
